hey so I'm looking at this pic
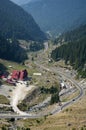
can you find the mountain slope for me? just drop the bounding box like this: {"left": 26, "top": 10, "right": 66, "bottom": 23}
{"left": 22, "top": 0, "right": 86, "bottom": 36}
{"left": 0, "top": 0, "right": 46, "bottom": 41}
{"left": 51, "top": 24, "right": 86, "bottom": 77}
{"left": 54, "top": 24, "right": 86, "bottom": 44}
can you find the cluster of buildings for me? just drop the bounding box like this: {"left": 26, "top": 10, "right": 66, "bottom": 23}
{"left": 0, "top": 69, "right": 28, "bottom": 85}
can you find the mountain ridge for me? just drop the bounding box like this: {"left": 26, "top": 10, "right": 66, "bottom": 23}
{"left": 22, "top": 0, "right": 86, "bottom": 36}
{"left": 0, "top": 0, "right": 46, "bottom": 41}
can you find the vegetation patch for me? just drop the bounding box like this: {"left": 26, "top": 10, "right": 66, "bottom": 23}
{"left": 0, "top": 95, "right": 10, "bottom": 105}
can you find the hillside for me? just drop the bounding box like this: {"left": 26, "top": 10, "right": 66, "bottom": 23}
{"left": 0, "top": 0, "right": 46, "bottom": 41}
{"left": 51, "top": 25, "right": 86, "bottom": 78}
{"left": 22, "top": 0, "right": 86, "bottom": 36}
{"left": 0, "top": 34, "right": 27, "bottom": 62}
{"left": 54, "top": 24, "right": 86, "bottom": 43}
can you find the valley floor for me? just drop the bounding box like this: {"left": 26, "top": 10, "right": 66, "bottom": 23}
{"left": 0, "top": 41, "right": 86, "bottom": 130}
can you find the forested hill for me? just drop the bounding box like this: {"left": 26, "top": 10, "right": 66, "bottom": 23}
{"left": 0, "top": 0, "right": 46, "bottom": 41}
{"left": 0, "top": 34, "right": 27, "bottom": 62}
{"left": 22, "top": 0, "right": 86, "bottom": 36}
{"left": 51, "top": 25, "right": 86, "bottom": 78}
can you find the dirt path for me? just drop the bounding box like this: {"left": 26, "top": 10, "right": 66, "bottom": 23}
{"left": 10, "top": 82, "right": 36, "bottom": 115}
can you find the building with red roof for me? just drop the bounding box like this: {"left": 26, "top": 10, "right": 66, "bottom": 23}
{"left": 11, "top": 69, "right": 28, "bottom": 80}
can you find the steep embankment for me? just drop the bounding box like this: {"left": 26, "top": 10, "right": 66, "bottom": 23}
{"left": 11, "top": 83, "right": 36, "bottom": 115}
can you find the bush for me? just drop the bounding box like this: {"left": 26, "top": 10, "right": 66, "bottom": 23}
{"left": 50, "top": 92, "right": 59, "bottom": 105}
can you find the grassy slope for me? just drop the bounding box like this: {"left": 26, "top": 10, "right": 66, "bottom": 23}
{"left": 0, "top": 95, "right": 10, "bottom": 104}
{"left": 0, "top": 59, "right": 37, "bottom": 76}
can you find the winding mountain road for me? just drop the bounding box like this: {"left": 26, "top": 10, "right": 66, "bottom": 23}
{"left": 0, "top": 62, "right": 84, "bottom": 119}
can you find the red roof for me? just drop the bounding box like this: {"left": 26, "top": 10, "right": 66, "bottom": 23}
{"left": 11, "top": 69, "right": 28, "bottom": 80}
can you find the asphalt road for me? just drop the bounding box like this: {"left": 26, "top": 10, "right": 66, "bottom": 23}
{"left": 34, "top": 63, "right": 84, "bottom": 115}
